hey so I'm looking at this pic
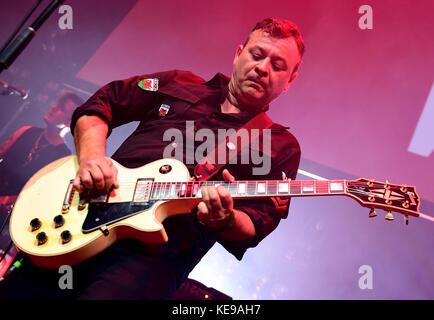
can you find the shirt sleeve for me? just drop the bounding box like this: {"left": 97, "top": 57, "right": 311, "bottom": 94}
{"left": 0, "top": 126, "right": 31, "bottom": 158}
{"left": 70, "top": 71, "right": 176, "bottom": 137}
{"left": 216, "top": 131, "right": 301, "bottom": 260}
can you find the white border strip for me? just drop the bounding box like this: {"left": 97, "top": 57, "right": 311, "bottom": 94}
{"left": 297, "top": 169, "right": 327, "bottom": 181}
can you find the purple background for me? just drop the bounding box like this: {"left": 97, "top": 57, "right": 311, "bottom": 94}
{"left": 0, "top": 0, "right": 433, "bottom": 299}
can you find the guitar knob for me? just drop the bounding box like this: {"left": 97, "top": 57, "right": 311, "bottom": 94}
{"left": 53, "top": 215, "right": 65, "bottom": 228}
{"left": 36, "top": 232, "right": 48, "bottom": 245}
{"left": 60, "top": 230, "right": 72, "bottom": 244}
{"left": 368, "top": 208, "right": 377, "bottom": 218}
{"left": 30, "top": 218, "right": 42, "bottom": 231}
{"left": 385, "top": 211, "right": 394, "bottom": 220}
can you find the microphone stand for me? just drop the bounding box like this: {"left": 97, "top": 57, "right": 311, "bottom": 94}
{"left": 0, "top": 0, "right": 66, "bottom": 74}
{"left": 0, "top": 91, "right": 30, "bottom": 142}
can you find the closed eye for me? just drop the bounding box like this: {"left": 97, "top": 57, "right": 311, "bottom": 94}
{"left": 272, "top": 62, "right": 286, "bottom": 71}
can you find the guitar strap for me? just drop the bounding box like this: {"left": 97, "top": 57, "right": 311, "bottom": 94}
{"left": 193, "top": 111, "right": 273, "bottom": 181}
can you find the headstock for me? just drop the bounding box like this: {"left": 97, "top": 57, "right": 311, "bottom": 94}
{"left": 346, "top": 178, "right": 420, "bottom": 224}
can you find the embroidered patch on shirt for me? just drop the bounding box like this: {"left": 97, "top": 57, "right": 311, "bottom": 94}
{"left": 158, "top": 104, "right": 170, "bottom": 118}
{"left": 138, "top": 78, "right": 159, "bottom": 91}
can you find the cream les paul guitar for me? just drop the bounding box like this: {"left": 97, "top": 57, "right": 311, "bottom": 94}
{"left": 9, "top": 156, "right": 421, "bottom": 269}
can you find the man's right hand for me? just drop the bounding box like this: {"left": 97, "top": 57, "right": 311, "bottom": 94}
{"left": 72, "top": 115, "right": 118, "bottom": 193}
{"left": 72, "top": 155, "right": 119, "bottom": 193}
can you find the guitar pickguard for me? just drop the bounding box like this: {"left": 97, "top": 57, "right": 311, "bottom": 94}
{"left": 82, "top": 201, "right": 157, "bottom": 233}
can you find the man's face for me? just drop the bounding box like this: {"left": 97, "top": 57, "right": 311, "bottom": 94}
{"left": 230, "top": 30, "right": 301, "bottom": 111}
{"left": 44, "top": 98, "right": 78, "bottom": 127}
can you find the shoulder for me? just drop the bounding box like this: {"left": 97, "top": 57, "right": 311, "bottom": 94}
{"left": 12, "top": 126, "right": 33, "bottom": 137}
{"left": 0, "top": 126, "right": 32, "bottom": 147}
{"left": 124, "top": 69, "right": 205, "bottom": 87}
{"left": 0, "top": 126, "right": 33, "bottom": 157}
{"left": 270, "top": 122, "right": 301, "bottom": 152}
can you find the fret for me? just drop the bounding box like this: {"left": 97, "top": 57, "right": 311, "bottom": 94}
{"left": 238, "top": 181, "right": 246, "bottom": 194}
{"left": 151, "top": 182, "right": 158, "bottom": 199}
{"left": 290, "top": 181, "right": 302, "bottom": 195}
{"left": 170, "top": 182, "right": 176, "bottom": 198}
{"left": 315, "top": 181, "right": 329, "bottom": 194}
{"left": 229, "top": 181, "right": 238, "bottom": 197}
{"left": 175, "top": 182, "right": 182, "bottom": 198}
{"left": 301, "top": 181, "right": 315, "bottom": 194}
{"left": 194, "top": 182, "right": 201, "bottom": 198}
{"left": 160, "top": 182, "right": 167, "bottom": 199}
{"left": 180, "top": 182, "right": 187, "bottom": 197}
{"left": 159, "top": 182, "right": 165, "bottom": 198}
{"left": 268, "top": 181, "right": 278, "bottom": 195}
{"left": 257, "top": 181, "right": 266, "bottom": 194}
{"left": 330, "top": 180, "right": 345, "bottom": 193}
{"left": 247, "top": 181, "right": 256, "bottom": 196}
{"left": 190, "top": 182, "right": 195, "bottom": 198}
{"left": 184, "top": 182, "right": 190, "bottom": 198}
{"left": 278, "top": 181, "right": 289, "bottom": 194}
{"left": 190, "top": 181, "right": 198, "bottom": 198}
{"left": 163, "top": 182, "right": 170, "bottom": 198}
{"left": 159, "top": 182, "right": 164, "bottom": 198}
{"left": 192, "top": 182, "right": 199, "bottom": 197}
{"left": 157, "top": 182, "right": 164, "bottom": 199}
{"left": 167, "top": 182, "right": 173, "bottom": 197}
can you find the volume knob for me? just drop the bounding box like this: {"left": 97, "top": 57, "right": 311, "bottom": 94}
{"left": 60, "top": 230, "right": 72, "bottom": 244}
{"left": 36, "top": 232, "right": 48, "bottom": 245}
{"left": 53, "top": 215, "right": 65, "bottom": 228}
{"left": 30, "top": 218, "right": 42, "bottom": 231}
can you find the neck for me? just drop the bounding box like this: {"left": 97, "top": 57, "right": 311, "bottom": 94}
{"left": 147, "top": 179, "right": 347, "bottom": 201}
{"left": 226, "top": 79, "right": 268, "bottom": 114}
{"left": 44, "top": 126, "right": 64, "bottom": 146}
{"left": 220, "top": 98, "right": 240, "bottom": 114}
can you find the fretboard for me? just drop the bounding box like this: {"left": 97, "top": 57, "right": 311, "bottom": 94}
{"left": 148, "top": 180, "right": 347, "bottom": 200}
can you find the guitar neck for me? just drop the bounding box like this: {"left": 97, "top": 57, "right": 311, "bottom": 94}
{"left": 149, "top": 180, "right": 347, "bottom": 200}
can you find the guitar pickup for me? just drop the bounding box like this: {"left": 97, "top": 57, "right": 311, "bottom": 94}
{"left": 132, "top": 178, "right": 153, "bottom": 203}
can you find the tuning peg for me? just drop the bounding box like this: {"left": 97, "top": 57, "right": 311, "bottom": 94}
{"left": 405, "top": 215, "right": 409, "bottom": 225}
{"left": 369, "top": 208, "right": 377, "bottom": 218}
{"left": 385, "top": 211, "right": 394, "bottom": 220}
{"left": 384, "top": 180, "right": 391, "bottom": 189}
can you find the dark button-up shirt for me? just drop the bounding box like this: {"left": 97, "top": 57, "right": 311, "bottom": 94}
{"left": 71, "top": 69, "right": 301, "bottom": 261}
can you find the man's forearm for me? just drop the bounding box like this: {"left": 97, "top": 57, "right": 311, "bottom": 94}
{"left": 73, "top": 115, "right": 109, "bottom": 161}
{"left": 218, "top": 209, "right": 256, "bottom": 242}
{"left": 72, "top": 115, "right": 118, "bottom": 192}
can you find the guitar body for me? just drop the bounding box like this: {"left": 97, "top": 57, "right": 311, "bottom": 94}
{"left": 10, "top": 156, "right": 200, "bottom": 268}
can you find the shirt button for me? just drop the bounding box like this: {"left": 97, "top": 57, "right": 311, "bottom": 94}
{"left": 226, "top": 142, "right": 236, "bottom": 150}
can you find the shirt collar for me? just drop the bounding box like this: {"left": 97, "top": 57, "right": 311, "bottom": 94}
{"left": 205, "top": 73, "right": 270, "bottom": 122}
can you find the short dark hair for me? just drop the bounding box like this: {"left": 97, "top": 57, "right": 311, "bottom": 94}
{"left": 56, "top": 92, "right": 84, "bottom": 110}
{"left": 244, "top": 17, "right": 305, "bottom": 73}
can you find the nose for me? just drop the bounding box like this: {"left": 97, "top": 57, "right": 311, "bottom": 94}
{"left": 255, "top": 58, "right": 270, "bottom": 77}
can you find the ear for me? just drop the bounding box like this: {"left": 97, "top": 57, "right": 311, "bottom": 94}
{"left": 233, "top": 44, "right": 244, "bottom": 65}
{"left": 284, "top": 71, "right": 298, "bottom": 91}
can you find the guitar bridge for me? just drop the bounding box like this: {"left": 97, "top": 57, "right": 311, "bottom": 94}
{"left": 61, "top": 180, "right": 75, "bottom": 213}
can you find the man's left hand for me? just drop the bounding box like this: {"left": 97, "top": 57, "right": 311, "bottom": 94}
{"left": 197, "top": 169, "right": 235, "bottom": 229}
